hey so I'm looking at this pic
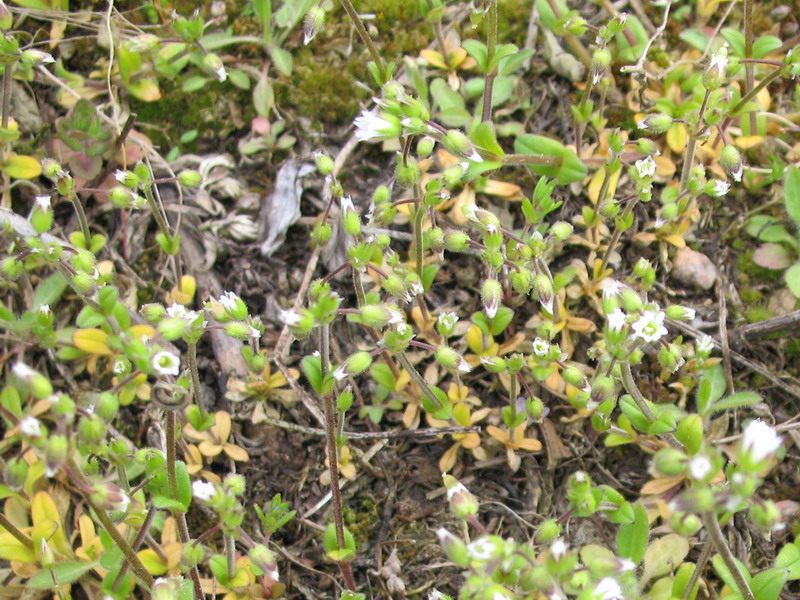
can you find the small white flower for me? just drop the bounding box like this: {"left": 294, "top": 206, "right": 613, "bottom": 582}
{"left": 607, "top": 308, "right": 627, "bottom": 332}
{"left": 429, "top": 590, "right": 447, "bottom": 600}
{"left": 152, "top": 351, "right": 180, "bottom": 376}
{"left": 446, "top": 482, "right": 469, "bottom": 502}
{"left": 117, "top": 493, "right": 131, "bottom": 514}
{"left": 709, "top": 180, "right": 731, "bottom": 197}
{"left": 386, "top": 308, "right": 404, "bottom": 324}
{"left": 467, "top": 538, "right": 497, "bottom": 561}
{"left": 340, "top": 195, "right": 355, "bottom": 212}
{"left": 166, "top": 303, "right": 188, "bottom": 319}
{"left": 595, "top": 577, "right": 623, "bottom": 600}
{"left": 113, "top": 359, "right": 127, "bottom": 374}
{"left": 38, "top": 304, "right": 50, "bottom": 315}
{"left": 395, "top": 322, "right": 410, "bottom": 336}
{"left": 12, "top": 362, "right": 36, "bottom": 380}
{"left": 532, "top": 337, "right": 550, "bottom": 357}
{"left": 438, "top": 312, "right": 458, "bottom": 328}
{"left": 683, "top": 307, "right": 697, "bottom": 320}
{"left": 688, "top": 456, "right": 712, "bottom": 480}
{"left": 696, "top": 335, "right": 714, "bottom": 354}
{"left": 214, "top": 64, "right": 227, "bottom": 82}
{"left": 19, "top": 416, "right": 43, "bottom": 437}
{"left": 635, "top": 156, "right": 657, "bottom": 179}
{"left": 35, "top": 195, "right": 51, "bottom": 210}
{"left": 618, "top": 559, "right": 636, "bottom": 572}
{"left": 601, "top": 279, "right": 625, "bottom": 299}
{"left": 332, "top": 365, "right": 348, "bottom": 381}
{"left": 280, "top": 309, "right": 302, "bottom": 326}
{"left": 708, "top": 44, "right": 729, "bottom": 76}
{"left": 457, "top": 357, "right": 472, "bottom": 373}
{"left": 192, "top": 480, "right": 216, "bottom": 501}
{"left": 550, "top": 538, "right": 567, "bottom": 560}
{"left": 573, "top": 471, "right": 588, "bottom": 483}
{"left": 631, "top": 309, "right": 668, "bottom": 343}
{"left": 741, "top": 419, "right": 782, "bottom": 464}
{"left": 248, "top": 326, "right": 261, "bottom": 339}
{"left": 114, "top": 170, "right": 128, "bottom": 183}
{"left": 354, "top": 110, "right": 397, "bottom": 142}
{"left": 219, "top": 291, "right": 239, "bottom": 313}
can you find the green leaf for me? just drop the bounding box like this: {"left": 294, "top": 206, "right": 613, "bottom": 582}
{"left": 301, "top": 355, "right": 324, "bottom": 394}
{"left": 751, "top": 567, "right": 788, "bottom": 600}
{"left": 268, "top": 44, "right": 292, "bottom": 76}
{"left": 470, "top": 121, "right": 505, "bottom": 157}
{"left": 642, "top": 534, "right": 690, "bottom": 584}
{"left": 752, "top": 243, "right": 794, "bottom": 270}
{"left": 709, "top": 391, "right": 761, "bottom": 414}
{"left": 752, "top": 36, "right": 782, "bottom": 59}
{"left": 28, "top": 561, "right": 100, "bottom": 588}
{"left": 498, "top": 49, "right": 534, "bottom": 76}
{"left": 489, "top": 306, "right": 514, "bottom": 336}
{"left": 679, "top": 29, "right": 710, "bottom": 52}
{"left": 430, "top": 78, "right": 465, "bottom": 111}
{"left": 696, "top": 363, "right": 727, "bottom": 415}
{"left": 462, "top": 40, "right": 489, "bottom": 72}
{"left": 369, "top": 363, "right": 396, "bottom": 390}
{"left": 619, "top": 395, "right": 650, "bottom": 433}
{"left": 181, "top": 75, "right": 209, "bottom": 93}
{"left": 227, "top": 69, "right": 251, "bottom": 90}
{"left": 151, "top": 495, "right": 187, "bottom": 511}
{"left": 488, "top": 44, "right": 519, "bottom": 72}
{"left": 776, "top": 542, "right": 800, "bottom": 580}
{"left": 253, "top": 0, "right": 273, "bottom": 43}
{"left": 785, "top": 263, "right": 800, "bottom": 298}
{"left": 721, "top": 28, "right": 746, "bottom": 58}
{"left": 175, "top": 461, "right": 192, "bottom": 508}
{"left": 784, "top": 165, "right": 800, "bottom": 227}
{"left": 745, "top": 216, "right": 797, "bottom": 248}
{"left": 514, "top": 134, "right": 587, "bottom": 184}
{"left": 33, "top": 272, "right": 68, "bottom": 309}
{"left": 712, "top": 554, "right": 752, "bottom": 593}
{"left": 253, "top": 74, "right": 275, "bottom": 118}
{"left": 617, "top": 502, "right": 649, "bottom": 564}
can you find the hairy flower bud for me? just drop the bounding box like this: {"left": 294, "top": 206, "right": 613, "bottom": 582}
{"left": 719, "top": 144, "right": 743, "bottom": 182}
{"left": 637, "top": 113, "right": 673, "bottom": 135}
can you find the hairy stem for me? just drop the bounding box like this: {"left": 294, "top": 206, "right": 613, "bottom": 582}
{"left": 338, "top": 0, "right": 387, "bottom": 83}
{"left": 702, "top": 511, "right": 755, "bottom": 600}
{"left": 620, "top": 361, "right": 682, "bottom": 449}
{"left": 481, "top": 0, "right": 498, "bottom": 122}
{"left": 0, "top": 512, "right": 33, "bottom": 549}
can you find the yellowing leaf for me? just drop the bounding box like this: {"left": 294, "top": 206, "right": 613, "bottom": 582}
{"left": 663, "top": 234, "right": 686, "bottom": 248}
{"left": 3, "top": 154, "right": 42, "bottom": 179}
{"left": 31, "top": 491, "right": 70, "bottom": 556}
{"left": 227, "top": 566, "right": 252, "bottom": 588}
{"left": 735, "top": 135, "right": 764, "bottom": 150}
{"left": 73, "top": 329, "right": 113, "bottom": 356}
{"left": 138, "top": 548, "right": 168, "bottom": 575}
{"left": 588, "top": 167, "right": 620, "bottom": 205}
{"left": 486, "top": 425, "right": 509, "bottom": 444}
{"left": 482, "top": 179, "right": 524, "bottom": 200}
{"left": 223, "top": 443, "right": 250, "bottom": 462}
{"left": 211, "top": 411, "right": 231, "bottom": 441}
{"left": 420, "top": 49, "right": 448, "bottom": 69}
{"left": 666, "top": 124, "right": 687, "bottom": 154}
{"left": 167, "top": 275, "right": 196, "bottom": 305}
{"left": 129, "top": 324, "right": 155, "bottom": 339}
{"left": 439, "top": 444, "right": 459, "bottom": 473}
{"left": 197, "top": 441, "right": 224, "bottom": 457}
{"left": 0, "top": 532, "right": 35, "bottom": 563}
{"left": 127, "top": 78, "right": 162, "bottom": 102}
{"left": 641, "top": 477, "right": 682, "bottom": 496}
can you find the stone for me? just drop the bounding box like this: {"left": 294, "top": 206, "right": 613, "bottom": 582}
{"left": 671, "top": 247, "right": 718, "bottom": 289}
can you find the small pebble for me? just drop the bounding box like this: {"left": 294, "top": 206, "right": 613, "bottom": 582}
{"left": 671, "top": 247, "right": 718, "bottom": 290}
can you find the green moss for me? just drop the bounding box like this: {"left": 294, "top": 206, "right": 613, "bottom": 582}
{"left": 739, "top": 287, "right": 763, "bottom": 304}
{"left": 342, "top": 496, "right": 379, "bottom": 538}
{"left": 744, "top": 304, "right": 772, "bottom": 323}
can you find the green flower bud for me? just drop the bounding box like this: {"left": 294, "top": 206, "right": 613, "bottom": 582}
{"left": 109, "top": 186, "right": 136, "bottom": 208}
{"left": 526, "top": 396, "right": 544, "bottom": 419}
{"left": 435, "top": 346, "right": 471, "bottom": 373}
{"left": 442, "top": 129, "right": 482, "bottom": 162}
{"left": 719, "top": 145, "right": 743, "bottom": 182}
{"left": 669, "top": 512, "right": 702, "bottom": 536}
{"left": 223, "top": 473, "right": 246, "bottom": 496}
{"left": 427, "top": 226, "right": 445, "bottom": 251}
{"left": 661, "top": 202, "right": 679, "bottom": 220}
{"left": 618, "top": 288, "right": 643, "bottom": 312}
{"left": 178, "top": 169, "right": 202, "bottom": 187}
{"left": 5, "top": 456, "right": 28, "bottom": 490}
{"left": 676, "top": 414, "right": 703, "bottom": 455}
{"left": 417, "top": 136, "right": 436, "bottom": 157}
{"left": 395, "top": 155, "right": 419, "bottom": 188}
{"left": 340, "top": 196, "right": 361, "bottom": 236}
{"left": 358, "top": 304, "right": 404, "bottom": 328}
{"left": 201, "top": 52, "right": 227, "bottom": 82}
{"left": 333, "top": 351, "right": 373, "bottom": 381}
{"left": 564, "top": 15, "right": 587, "bottom": 35}
{"left": 550, "top": 221, "right": 573, "bottom": 240}
{"left": 45, "top": 434, "right": 68, "bottom": 477}
{"left": 657, "top": 342, "right": 685, "bottom": 373}
{"left": 562, "top": 365, "right": 589, "bottom": 391}
{"left": 90, "top": 483, "right": 130, "bottom": 513}
{"left": 533, "top": 274, "right": 554, "bottom": 314}
{"left": 749, "top": 500, "right": 783, "bottom": 532}
{"left": 637, "top": 113, "right": 673, "bottom": 135}
{"left": 78, "top": 414, "right": 107, "bottom": 446}
{"left": 141, "top": 303, "right": 166, "bottom": 322}
{"left": 250, "top": 544, "right": 279, "bottom": 579}
{"left": 114, "top": 169, "right": 140, "bottom": 189}
{"left": 636, "top": 138, "right": 658, "bottom": 155}
{"left": 510, "top": 269, "right": 532, "bottom": 295}
{"left": 70, "top": 248, "right": 96, "bottom": 274}
{"left": 151, "top": 577, "right": 182, "bottom": 600}
{"left": 31, "top": 195, "right": 53, "bottom": 234}
{"left": 436, "top": 528, "right": 470, "bottom": 567}
{"left": 311, "top": 221, "right": 332, "bottom": 246}
{"left": 535, "top": 519, "right": 562, "bottom": 543}
{"left": 444, "top": 231, "right": 469, "bottom": 252}
{"left": 480, "top": 356, "right": 506, "bottom": 373}
{"left": 41, "top": 159, "right": 64, "bottom": 179}
{"left": 12, "top": 363, "right": 53, "bottom": 399}
{"left": 652, "top": 447, "right": 687, "bottom": 476}
{"left": 665, "top": 305, "right": 696, "bottom": 321}
{"left": 314, "top": 152, "right": 334, "bottom": 175}
{"left": 443, "top": 474, "right": 479, "bottom": 519}
{"left": 224, "top": 321, "right": 255, "bottom": 340}
{"left": 303, "top": 5, "right": 325, "bottom": 45}
{"left": 702, "top": 45, "right": 728, "bottom": 90}
{"left": 481, "top": 278, "right": 502, "bottom": 319}
{"left": 443, "top": 163, "right": 465, "bottom": 188}
{"left": 591, "top": 48, "right": 611, "bottom": 83}
{"left": 0, "top": 1, "right": 12, "bottom": 30}
{"left": 96, "top": 391, "right": 119, "bottom": 421}
{"left": 1, "top": 256, "right": 23, "bottom": 280}
{"left": 181, "top": 541, "right": 205, "bottom": 569}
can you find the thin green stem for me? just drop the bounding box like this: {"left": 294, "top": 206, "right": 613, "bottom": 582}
{"left": 165, "top": 410, "right": 178, "bottom": 500}
{"left": 598, "top": 195, "right": 641, "bottom": 276}
{"left": 397, "top": 351, "right": 443, "bottom": 411}
{"left": 338, "top": 0, "right": 387, "bottom": 83}
{"left": 620, "top": 361, "right": 682, "bottom": 449}
{"left": 143, "top": 184, "right": 172, "bottom": 241}
{"left": 481, "top": 0, "right": 498, "bottom": 122}
{"left": 187, "top": 342, "right": 204, "bottom": 412}
{"left": 113, "top": 505, "right": 156, "bottom": 591}
{"left": 66, "top": 193, "right": 92, "bottom": 246}
{"left": 679, "top": 90, "right": 710, "bottom": 193}
{"left": 702, "top": 511, "right": 756, "bottom": 600}
{"left": 681, "top": 540, "right": 711, "bottom": 600}
{"left": 1, "top": 63, "right": 11, "bottom": 130}
{"left": 502, "top": 153, "right": 561, "bottom": 166}
{"left": 744, "top": 0, "right": 756, "bottom": 134}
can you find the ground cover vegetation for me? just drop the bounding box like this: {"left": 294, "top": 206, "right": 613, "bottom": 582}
{"left": 0, "top": 0, "right": 799, "bottom": 599}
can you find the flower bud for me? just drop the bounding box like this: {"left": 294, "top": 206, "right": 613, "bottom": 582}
{"left": 78, "top": 414, "right": 107, "bottom": 446}
{"left": 481, "top": 278, "right": 502, "bottom": 318}
{"left": 181, "top": 542, "right": 205, "bottom": 569}
{"left": 636, "top": 138, "right": 658, "bottom": 156}
{"left": 395, "top": 155, "right": 419, "bottom": 188}
{"left": 533, "top": 274, "right": 554, "bottom": 314}
{"left": 223, "top": 473, "right": 246, "bottom": 496}
{"left": 417, "top": 136, "right": 436, "bottom": 157}
{"left": 96, "top": 391, "right": 120, "bottom": 421}
{"left": 535, "top": 519, "right": 562, "bottom": 543}
{"left": 178, "top": 169, "right": 202, "bottom": 187}
{"left": 358, "top": 304, "right": 403, "bottom": 327}
{"left": 443, "top": 474, "right": 479, "bottom": 519}
{"left": 637, "top": 113, "right": 673, "bottom": 135}
{"left": 435, "top": 346, "right": 471, "bottom": 373}
{"left": 657, "top": 342, "right": 685, "bottom": 373}
{"left": 314, "top": 152, "right": 334, "bottom": 175}
{"left": 436, "top": 528, "right": 470, "bottom": 567}
{"left": 480, "top": 356, "right": 506, "bottom": 373}
{"left": 126, "top": 33, "right": 160, "bottom": 54}
{"left": 311, "top": 221, "right": 332, "bottom": 246}
{"left": 201, "top": 52, "right": 227, "bottom": 82}
{"left": 665, "top": 305, "right": 696, "bottom": 321}
{"left": 0, "top": 1, "right": 12, "bottom": 30}
{"left": 280, "top": 308, "right": 315, "bottom": 337}
{"left": 669, "top": 513, "right": 702, "bottom": 536}
{"left": 436, "top": 311, "right": 458, "bottom": 337}
{"left": 550, "top": 221, "right": 573, "bottom": 240}
{"left": 442, "top": 129, "right": 482, "bottom": 162}
{"left": 332, "top": 351, "right": 373, "bottom": 381}
{"left": 749, "top": 500, "right": 783, "bottom": 532}
{"left": 652, "top": 447, "right": 686, "bottom": 476}
{"left": 1, "top": 256, "right": 23, "bottom": 280}
{"left": 45, "top": 434, "right": 68, "bottom": 477}
{"left": 443, "top": 163, "right": 465, "bottom": 188}
{"left": 13, "top": 362, "right": 53, "bottom": 399}
{"left": 702, "top": 45, "right": 728, "bottom": 90}
{"left": 250, "top": 544, "right": 279, "bottom": 579}
{"left": 90, "top": 483, "right": 130, "bottom": 513}
{"left": 152, "top": 577, "right": 183, "bottom": 600}
{"left": 114, "top": 169, "right": 140, "bottom": 188}
{"left": 591, "top": 48, "right": 611, "bottom": 84}
{"left": 676, "top": 414, "right": 704, "bottom": 455}
{"left": 141, "top": 303, "right": 166, "bottom": 322}
{"left": 719, "top": 145, "right": 743, "bottom": 182}
{"left": 562, "top": 365, "right": 589, "bottom": 391}
{"left": 444, "top": 231, "right": 469, "bottom": 252}
{"left": 31, "top": 195, "right": 53, "bottom": 233}
{"left": 704, "top": 179, "right": 730, "bottom": 197}
{"left": 303, "top": 5, "right": 325, "bottom": 45}
{"left": 510, "top": 269, "right": 532, "bottom": 295}
{"left": 5, "top": 456, "right": 28, "bottom": 490}
{"left": 618, "top": 288, "right": 643, "bottom": 313}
